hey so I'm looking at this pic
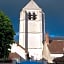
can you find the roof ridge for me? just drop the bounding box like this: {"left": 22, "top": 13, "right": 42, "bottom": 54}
{"left": 17, "top": 44, "right": 27, "bottom": 53}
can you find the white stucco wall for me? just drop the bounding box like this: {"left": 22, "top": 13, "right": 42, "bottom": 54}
{"left": 50, "top": 54, "right": 63, "bottom": 59}
{"left": 28, "top": 49, "right": 43, "bottom": 60}
{"left": 11, "top": 43, "right": 26, "bottom": 59}
{"left": 19, "top": 0, "right": 45, "bottom": 60}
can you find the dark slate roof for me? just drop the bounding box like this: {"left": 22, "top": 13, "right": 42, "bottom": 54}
{"left": 53, "top": 56, "right": 64, "bottom": 62}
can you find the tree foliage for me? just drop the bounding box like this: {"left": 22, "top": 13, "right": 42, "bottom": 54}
{"left": 0, "top": 11, "right": 15, "bottom": 59}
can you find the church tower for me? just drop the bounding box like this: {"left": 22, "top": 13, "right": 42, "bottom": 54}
{"left": 19, "top": 0, "right": 45, "bottom": 60}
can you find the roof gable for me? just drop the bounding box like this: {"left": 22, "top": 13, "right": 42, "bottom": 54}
{"left": 23, "top": 0, "right": 41, "bottom": 10}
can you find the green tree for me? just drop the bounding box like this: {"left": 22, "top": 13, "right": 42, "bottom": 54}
{"left": 0, "top": 11, "right": 15, "bottom": 59}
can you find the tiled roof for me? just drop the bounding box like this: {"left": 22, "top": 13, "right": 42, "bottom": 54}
{"left": 48, "top": 40, "right": 64, "bottom": 54}
{"left": 9, "top": 53, "right": 20, "bottom": 60}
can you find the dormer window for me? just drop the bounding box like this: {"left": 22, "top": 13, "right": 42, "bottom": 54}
{"left": 28, "top": 12, "right": 37, "bottom": 20}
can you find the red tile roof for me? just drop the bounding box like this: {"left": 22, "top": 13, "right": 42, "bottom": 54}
{"left": 48, "top": 40, "right": 64, "bottom": 54}
{"left": 9, "top": 53, "right": 20, "bottom": 60}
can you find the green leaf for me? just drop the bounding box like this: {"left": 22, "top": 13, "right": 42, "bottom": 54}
{"left": 0, "top": 11, "right": 15, "bottom": 59}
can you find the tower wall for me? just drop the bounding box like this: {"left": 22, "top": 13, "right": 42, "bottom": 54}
{"left": 19, "top": 0, "right": 45, "bottom": 60}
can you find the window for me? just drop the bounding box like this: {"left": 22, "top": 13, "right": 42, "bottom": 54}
{"left": 33, "top": 12, "right": 37, "bottom": 20}
{"left": 28, "top": 12, "right": 31, "bottom": 20}
{"left": 28, "top": 12, "right": 37, "bottom": 20}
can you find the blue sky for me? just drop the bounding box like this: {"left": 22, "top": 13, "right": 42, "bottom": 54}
{"left": 0, "top": 0, "right": 64, "bottom": 41}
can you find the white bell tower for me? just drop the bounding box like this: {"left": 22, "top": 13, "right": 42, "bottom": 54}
{"left": 19, "top": 0, "right": 45, "bottom": 60}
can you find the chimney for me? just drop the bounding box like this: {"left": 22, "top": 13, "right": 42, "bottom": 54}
{"left": 45, "top": 33, "right": 49, "bottom": 45}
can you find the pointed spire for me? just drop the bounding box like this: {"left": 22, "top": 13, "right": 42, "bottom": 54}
{"left": 23, "top": 0, "right": 41, "bottom": 10}
{"left": 31, "top": 0, "right": 34, "bottom": 1}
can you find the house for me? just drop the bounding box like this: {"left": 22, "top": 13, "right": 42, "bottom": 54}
{"left": 42, "top": 33, "right": 64, "bottom": 63}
